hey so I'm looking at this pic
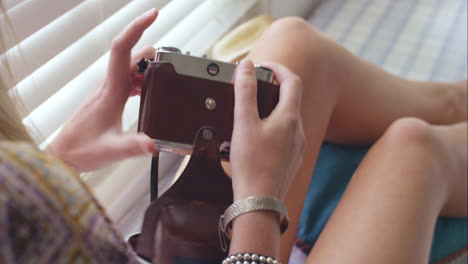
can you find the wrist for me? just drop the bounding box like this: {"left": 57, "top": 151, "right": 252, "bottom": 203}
{"left": 46, "top": 139, "right": 66, "bottom": 161}
{"left": 233, "top": 185, "right": 279, "bottom": 201}
{"left": 234, "top": 192, "right": 276, "bottom": 202}
{"left": 232, "top": 173, "right": 284, "bottom": 201}
{"left": 220, "top": 196, "right": 288, "bottom": 258}
{"left": 229, "top": 211, "right": 280, "bottom": 258}
{"left": 47, "top": 136, "right": 79, "bottom": 172}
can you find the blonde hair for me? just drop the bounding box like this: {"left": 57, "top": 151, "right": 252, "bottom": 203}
{"left": 0, "top": 1, "right": 34, "bottom": 142}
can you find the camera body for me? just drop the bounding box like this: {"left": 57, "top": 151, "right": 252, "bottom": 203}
{"left": 137, "top": 47, "right": 279, "bottom": 157}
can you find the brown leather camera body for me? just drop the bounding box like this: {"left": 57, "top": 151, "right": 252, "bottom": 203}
{"left": 132, "top": 60, "right": 279, "bottom": 263}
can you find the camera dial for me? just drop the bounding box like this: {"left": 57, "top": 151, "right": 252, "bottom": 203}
{"left": 156, "top": 46, "right": 181, "bottom": 53}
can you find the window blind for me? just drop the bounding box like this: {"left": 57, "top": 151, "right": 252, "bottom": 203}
{"left": 7, "top": 0, "right": 135, "bottom": 104}
{"left": 2, "top": 0, "right": 24, "bottom": 11}
{"left": 3, "top": 0, "right": 262, "bottom": 236}
{"left": 2, "top": 0, "right": 83, "bottom": 52}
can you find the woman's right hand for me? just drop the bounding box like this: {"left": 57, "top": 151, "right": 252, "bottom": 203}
{"left": 230, "top": 60, "right": 305, "bottom": 201}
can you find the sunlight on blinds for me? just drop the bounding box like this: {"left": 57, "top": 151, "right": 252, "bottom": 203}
{"left": 23, "top": 0, "right": 202, "bottom": 144}
{"left": 1, "top": 0, "right": 83, "bottom": 51}
{"left": 2, "top": 0, "right": 25, "bottom": 11}
{"left": 12, "top": 0, "right": 168, "bottom": 115}
{"left": 4, "top": 0, "right": 133, "bottom": 87}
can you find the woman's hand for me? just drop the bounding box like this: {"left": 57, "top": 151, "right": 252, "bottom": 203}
{"left": 48, "top": 9, "right": 158, "bottom": 172}
{"left": 230, "top": 60, "right": 305, "bottom": 201}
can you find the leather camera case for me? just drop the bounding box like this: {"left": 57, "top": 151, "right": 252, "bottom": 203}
{"left": 133, "top": 128, "right": 233, "bottom": 263}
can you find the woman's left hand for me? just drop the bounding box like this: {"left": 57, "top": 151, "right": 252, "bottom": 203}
{"left": 48, "top": 9, "right": 158, "bottom": 172}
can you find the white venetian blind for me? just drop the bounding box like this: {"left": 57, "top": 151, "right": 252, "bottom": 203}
{"left": 2, "top": 0, "right": 24, "bottom": 10}
{"left": 2, "top": 0, "right": 261, "bottom": 234}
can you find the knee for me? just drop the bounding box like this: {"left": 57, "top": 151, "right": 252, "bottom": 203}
{"left": 268, "top": 16, "right": 315, "bottom": 36}
{"left": 369, "top": 118, "right": 452, "bottom": 206}
{"left": 257, "top": 16, "right": 334, "bottom": 96}
{"left": 249, "top": 16, "right": 337, "bottom": 113}
{"left": 264, "top": 16, "right": 323, "bottom": 51}
{"left": 381, "top": 117, "right": 442, "bottom": 154}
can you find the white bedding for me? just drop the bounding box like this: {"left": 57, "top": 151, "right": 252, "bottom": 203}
{"left": 309, "top": 0, "right": 467, "bottom": 81}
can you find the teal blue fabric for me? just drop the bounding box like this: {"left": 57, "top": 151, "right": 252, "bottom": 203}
{"left": 296, "top": 142, "right": 468, "bottom": 263}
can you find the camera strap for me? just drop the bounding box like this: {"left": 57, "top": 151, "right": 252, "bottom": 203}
{"left": 150, "top": 156, "right": 158, "bottom": 201}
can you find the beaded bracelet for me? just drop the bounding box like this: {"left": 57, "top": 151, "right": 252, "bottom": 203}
{"left": 222, "top": 253, "right": 282, "bottom": 264}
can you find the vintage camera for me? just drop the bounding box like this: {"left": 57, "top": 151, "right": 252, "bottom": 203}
{"left": 137, "top": 47, "right": 279, "bottom": 158}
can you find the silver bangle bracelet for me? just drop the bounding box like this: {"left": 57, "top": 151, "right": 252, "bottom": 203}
{"left": 218, "top": 196, "right": 289, "bottom": 251}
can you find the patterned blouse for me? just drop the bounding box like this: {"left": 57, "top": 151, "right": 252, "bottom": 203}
{"left": 0, "top": 141, "right": 140, "bottom": 264}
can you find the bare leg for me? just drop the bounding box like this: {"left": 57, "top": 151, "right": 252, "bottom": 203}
{"left": 248, "top": 17, "right": 467, "bottom": 146}
{"left": 245, "top": 17, "right": 467, "bottom": 262}
{"left": 307, "top": 118, "right": 467, "bottom": 263}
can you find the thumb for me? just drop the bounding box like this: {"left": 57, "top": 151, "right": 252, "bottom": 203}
{"left": 76, "top": 133, "right": 156, "bottom": 172}
{"left": 107, "top": 133, "right": 156, "bottom": 159}
{"left": 234, "top": 60, "right": 259, "bottom": 124}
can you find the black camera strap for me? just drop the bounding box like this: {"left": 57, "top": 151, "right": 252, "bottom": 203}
{"left": 150, "top": 156, "right": 158, "bottom": 201}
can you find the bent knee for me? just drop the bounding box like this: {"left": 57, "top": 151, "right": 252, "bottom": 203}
{"left": 252, "top": 16, "right": 333, "bottom": 94}
{"left": 381, "top": 117, "right": 442, "bottom": 153}
{"left": 248, "top": 16, "right": 337, "bottom": 114}
{"left": 263, "top": 16, "right": 322, "bottom": 48}
{"left": 268, "top": 16, "right": 315, "bottom": 35}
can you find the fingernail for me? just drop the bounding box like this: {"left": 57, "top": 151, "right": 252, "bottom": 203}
{"left": 238, "top": 59, "right": 253, "bottom": 70}
{"left": 144, "top": 137, "right": 154, "bottom": 152}
{"left": 233, "top": 60, "right": 253, "bottom": 83}
{"left": 144, "top": 8, "right": 156, "bottom": 18}
{"left": 145, "top": 143, "right": 155, "bottom": 155}
{"left": 147, "top": 145, "right": 154, "bottom": 154}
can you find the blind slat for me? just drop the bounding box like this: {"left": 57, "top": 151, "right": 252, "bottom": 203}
{"left": 23, "top": 0, "right": 203, "bottom": 141}
{"left": 13, "top": 0, "right": 169, "bottom": 115}
{"left": 3, "top": 0, "right": 132, "bottom": 88}
{"left": 2, "top": 0, "right": 24, "bottom": 10}
{"left": 91, "top": 153, "right": 187, "bottom": 222}
{"left": 92, "top": 156, "right": 151, "bottom": 223}
{"left": 1, "top": 0, "right": 83, "bottom": 51}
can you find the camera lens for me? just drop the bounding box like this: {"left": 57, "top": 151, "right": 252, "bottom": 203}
{"left": 207, "top": 63, "right": 220, "bottom": 76}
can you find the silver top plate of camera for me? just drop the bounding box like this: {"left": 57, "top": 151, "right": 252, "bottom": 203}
{"left": 155, "top": 47, "right": 274, "bottom": 84}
